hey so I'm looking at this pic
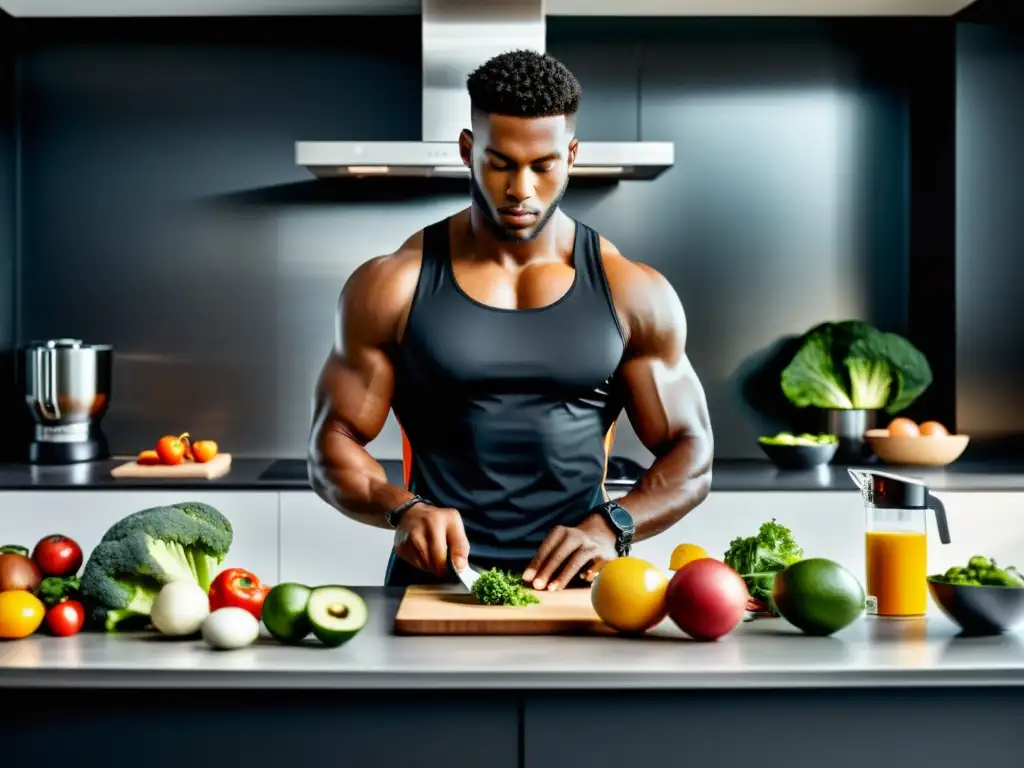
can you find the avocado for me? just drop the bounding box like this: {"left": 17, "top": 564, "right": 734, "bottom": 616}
{"left": 772, "top": 558, "right": 866, "bottom": 636}
{"left": 261, "top": 582, "right": 313, "bottom": 644}
{"left": 306, "top": 585, "right": 369, "bottom": 647}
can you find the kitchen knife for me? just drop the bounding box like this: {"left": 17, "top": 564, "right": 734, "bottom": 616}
{"left": 447, "top": 551, "right": 483, "bottom": 592}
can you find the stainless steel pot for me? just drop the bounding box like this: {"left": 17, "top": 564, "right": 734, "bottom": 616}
{"left": 23, "top": 338, "right": 113, "bottom": 463}
{"left": 825, "top": 408, "right": 879, "bottom": 464}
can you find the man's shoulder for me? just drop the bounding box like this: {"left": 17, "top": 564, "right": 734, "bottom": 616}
{"left": 337, "top": 230, "right": 428, "bottom": 344}
{"left": 595, "top": 234, "right": 680, "bottom": 315}
{"left": 347, "top": 230, "right": 425, "bottom": 296}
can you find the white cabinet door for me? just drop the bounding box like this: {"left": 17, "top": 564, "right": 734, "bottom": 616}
{"left": 922, "top": 491, "right": 1024, "bottom": 575}
{"left": 0, "top": 491, "right": 280, "bottom": 585}
{"left": 629, "top": 491, "right": 866, "bottom": 575}
{"left": 279, "top": 491, "right": 395, "bottom": 587}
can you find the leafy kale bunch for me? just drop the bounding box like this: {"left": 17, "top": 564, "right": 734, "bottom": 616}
{"left": 780, "top": 320, "right": 932, "bottom": 415}
{"left": 79, "top": 501, "right": 233, "bottom": 631}
{"left": 724, "top": 519, "right": 804, "bottom": 614}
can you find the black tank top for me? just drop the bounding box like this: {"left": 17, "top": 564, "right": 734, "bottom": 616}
{"left": 391, "top": 216, "right": 627, "bottom": 562}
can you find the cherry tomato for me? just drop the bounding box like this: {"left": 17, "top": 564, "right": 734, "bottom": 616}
{"left": 156, "top": 432, "right": 190, "bottom": 465}
{"left": 137, "top": 449, "right": 161, "bottom": 466}
{"left": 208, "top": 568, "right": 270, "bottom": 620}
{"left": 31, "top": 534, "right": 83, "bottom": 578}
{"left": 191, "top": 440, "right": 219, "bottom": 463}
{"left": 45, "top": 599, "right": 85, "bottom": 637}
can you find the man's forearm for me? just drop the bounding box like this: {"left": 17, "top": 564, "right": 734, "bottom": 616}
{"left": 308, "top": 435, "right": 415, "bottom": 530}
{"left": 612, "top": 434, "right": 713, "bottom": 542}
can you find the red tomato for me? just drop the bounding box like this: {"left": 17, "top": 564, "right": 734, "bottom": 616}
{"left": 45, "top": 599, "right": 85, "bottom": 637}
{"left": 156, "top": 433, "right": 189, "bottom": 465}
{"left": 208, "top": 568, "right": 270, "bottom": 620}
{"left": 31, "top": 534, "right": 83, "bottom": 578}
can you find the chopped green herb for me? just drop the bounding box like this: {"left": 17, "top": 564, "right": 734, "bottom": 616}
{"left": 471, "top": 568, "right": 540, "bottom": 606}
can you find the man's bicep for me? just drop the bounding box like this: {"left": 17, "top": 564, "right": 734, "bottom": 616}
{"left": 620, "top": 352, "right": 710, "bottom": 453}
{"left": 314, "top": 344, "right": 395, "bottom": 447}
{"left": 313, "top": 258, "right": 402, "bottom": 450}
{"left": 617, "top": 271, "right": 712, "bottom": 456}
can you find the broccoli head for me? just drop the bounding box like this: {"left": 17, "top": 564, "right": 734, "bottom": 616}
{"left": 79, "top": 501, "right": 233, "bottom": 631}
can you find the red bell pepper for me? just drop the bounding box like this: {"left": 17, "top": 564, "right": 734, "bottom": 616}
{"left": 208, "top": 568, "right": 271, "bottom": 620}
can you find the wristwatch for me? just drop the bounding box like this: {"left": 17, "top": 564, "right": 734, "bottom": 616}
{"left": 591, "top": 500, "right": 635, "bottom": 557}
{"left": 385, "top": 495, "right": 427, "bottom": 529}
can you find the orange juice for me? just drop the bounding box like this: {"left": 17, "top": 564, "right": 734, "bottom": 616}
{"left": 865, "top": 530, "right": 928, "bottom": 616}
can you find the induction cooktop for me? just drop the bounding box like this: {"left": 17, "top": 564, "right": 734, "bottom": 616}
{"left": 258, "top": 459, "right": 309, "bottom": 482}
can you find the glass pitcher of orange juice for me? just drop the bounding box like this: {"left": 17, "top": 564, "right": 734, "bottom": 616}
{"left": 848, "top": 469, "right": 951, "bottom": 618}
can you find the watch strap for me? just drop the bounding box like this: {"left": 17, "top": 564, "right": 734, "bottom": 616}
{"left": 386, "top": 494, "right": 426, "bottom": 529}
{"left": 594, "top": 500, "right": 635, "bottom": 557}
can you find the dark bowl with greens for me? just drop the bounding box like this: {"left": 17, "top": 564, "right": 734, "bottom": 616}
{"left": 928, "top": 556, "right": 1024, "bottom": 635}
{"left": 758, "top": 432, "right": 838, "bottom": 470}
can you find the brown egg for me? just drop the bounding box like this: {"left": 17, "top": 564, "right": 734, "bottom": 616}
{"left": 887, "top": 417, "right": 920, "bottom": 437}
{"left": 918, "top": 420, "right": 949, "bottom": 437}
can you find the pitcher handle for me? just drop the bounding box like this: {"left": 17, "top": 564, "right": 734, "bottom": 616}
{"left": 928, "top": 492, "right": 951, "bottom": 544}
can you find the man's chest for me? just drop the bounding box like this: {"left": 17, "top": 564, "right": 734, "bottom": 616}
{"left": 400, "top": 292, "right": 624, "bottom": 395}
{"left": 450, "top": 258, "right": 576, "bottom": 311}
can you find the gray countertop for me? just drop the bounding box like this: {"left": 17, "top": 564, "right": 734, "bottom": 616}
{"left": 2, "top": 587, "right": 1023, "bottom": 689}
{"left": 0, "top": 456, "right": 324, "bottom": 491}
{"left": 2, "top": 456, "right": 1024, "bottom": 492}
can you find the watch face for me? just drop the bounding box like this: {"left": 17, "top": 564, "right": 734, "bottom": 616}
{"left": 609, "top": 505, "right": 634, "bottom": 530}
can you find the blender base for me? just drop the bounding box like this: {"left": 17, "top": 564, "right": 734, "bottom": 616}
{"left": 29, "top": 434, "right": 109, "bottom": 464}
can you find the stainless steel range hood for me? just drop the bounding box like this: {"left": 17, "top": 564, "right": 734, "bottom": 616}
{"left": 295, "top": 0, "right": 674, "bottom": 182}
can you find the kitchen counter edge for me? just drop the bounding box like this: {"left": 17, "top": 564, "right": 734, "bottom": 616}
{"left": 2, "top": 588, "right": 1024, "bottom": 690}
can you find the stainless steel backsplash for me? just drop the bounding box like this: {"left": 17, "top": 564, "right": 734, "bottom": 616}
{"left": 13, "top": 17, "right": 912, "bottom": 461}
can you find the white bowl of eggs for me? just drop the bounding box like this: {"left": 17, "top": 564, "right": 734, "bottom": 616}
{"left": 864, "top": 418, "right": 969, "bottom": 467}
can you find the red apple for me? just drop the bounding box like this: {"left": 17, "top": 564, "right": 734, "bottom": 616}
{"left": 665, "top": 558, "right": 749, "bottom": 641}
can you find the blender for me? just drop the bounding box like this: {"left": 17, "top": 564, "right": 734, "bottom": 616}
{"left": 848, "top": 468, "right": 951, "bottom": 618}
{"left": 22, "top": 338, "right": 114, "bottom": 464}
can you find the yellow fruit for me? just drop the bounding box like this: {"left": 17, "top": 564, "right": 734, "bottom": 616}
{"left": 0, "top": 590, "right": 45, "bottom": 639}
{"left": 590, "top": 556, "right": 669, "bottom": 634}
{"left": 670, "top": 543, "right": 708, "bottom": 571}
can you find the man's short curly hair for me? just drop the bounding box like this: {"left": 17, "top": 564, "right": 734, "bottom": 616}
{"left": 467, "top": 49, "right": 581, "bottom": 119}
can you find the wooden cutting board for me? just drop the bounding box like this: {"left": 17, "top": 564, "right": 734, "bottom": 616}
{"left": 393, "top": 583, "right": 615, "bottom": 635}
{"left": 110, "top": 453, "right": 233, "bottom": 479}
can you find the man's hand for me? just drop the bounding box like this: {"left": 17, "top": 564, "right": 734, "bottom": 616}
{"left": 522, "top": 515, "right": 619, "bottom": 591}
{"left": 393, "top": 503, "right": 471, "bottom": 577}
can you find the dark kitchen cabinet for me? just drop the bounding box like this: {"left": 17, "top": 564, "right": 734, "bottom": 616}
{"left": 521, "top": 689, "right": 1024, "bottom": 767}
{"left": 3, "top": 689, "right": 520, "bottom": 768}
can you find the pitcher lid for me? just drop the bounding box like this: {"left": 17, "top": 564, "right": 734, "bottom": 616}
{"left": 847, "top": 468, "right": 929, "bottom": 509}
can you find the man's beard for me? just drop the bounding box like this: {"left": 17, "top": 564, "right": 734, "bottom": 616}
{"left": 469, "top": 171, "right": 569, "bottom": 243}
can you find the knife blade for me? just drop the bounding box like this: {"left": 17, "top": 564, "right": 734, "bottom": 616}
{"left": 447, "top": 552, "right": 483, "bottom": 592}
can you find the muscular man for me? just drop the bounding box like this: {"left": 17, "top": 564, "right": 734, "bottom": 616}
{"left": 309, "top": 49, "right": 713, "bottom": 591}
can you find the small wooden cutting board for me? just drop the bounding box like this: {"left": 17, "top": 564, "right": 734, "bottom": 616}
{"left": 393, "top": 583, "right": 614, "bottom": 636}
{"left": 110, "top": 452, "right": 233, "bottom": 479}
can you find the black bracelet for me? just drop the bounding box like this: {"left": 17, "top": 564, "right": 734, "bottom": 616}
{"left": 385, "top": 494, "right": 427, "bottom": 529}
